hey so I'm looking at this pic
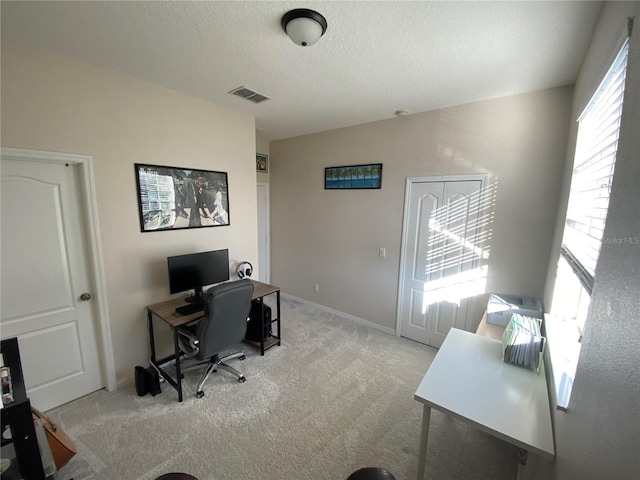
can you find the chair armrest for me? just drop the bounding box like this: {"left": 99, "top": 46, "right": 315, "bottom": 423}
{"left": 176, "top": 325, "right": 200, "bottom": 357}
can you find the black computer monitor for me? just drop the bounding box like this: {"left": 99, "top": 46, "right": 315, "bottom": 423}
{"left": 167, "top": 249, "right": 230, "bottom": 303}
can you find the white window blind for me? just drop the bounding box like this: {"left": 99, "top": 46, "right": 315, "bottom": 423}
{"left": 562, "top": 40, "right": 629, "bottom": 286}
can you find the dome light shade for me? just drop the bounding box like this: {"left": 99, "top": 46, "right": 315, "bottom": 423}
{"left": 281, "top": 9, "right": 327, "bottom": 47}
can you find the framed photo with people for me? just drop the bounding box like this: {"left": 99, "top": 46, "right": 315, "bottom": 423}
{"left": 134, "top": 163, "right": 230, "bottom": 232}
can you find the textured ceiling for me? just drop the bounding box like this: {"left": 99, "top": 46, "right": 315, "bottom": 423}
{"left": 1, "top": 1, "right": 603, "bottom": 141}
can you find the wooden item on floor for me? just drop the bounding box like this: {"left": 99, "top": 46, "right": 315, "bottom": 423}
{"left": 31, "top": 406, "right": 77, "bottom": 470}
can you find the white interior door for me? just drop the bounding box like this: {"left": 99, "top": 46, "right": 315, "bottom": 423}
{"left": 1, "top": 158, "right": 104, "bottom": 410}
{"left": 398, "top": 176, "right": 487, "bottom": 348}
{"left": 257, "top": 182, "right": 270, "bottom": 283}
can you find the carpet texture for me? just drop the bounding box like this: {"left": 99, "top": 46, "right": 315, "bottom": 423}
{"left": 49, "top": 296, "right": 519, "bottom": 480}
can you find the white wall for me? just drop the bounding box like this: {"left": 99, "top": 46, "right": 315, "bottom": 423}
{"left": 1, "top": 42, "right": 259, "bottom": 382}
{"left": 536, "top": 2, "right": 640, "bottom": 479}
{"left": 270, "top": 88, "right": 573, "bottom": 331}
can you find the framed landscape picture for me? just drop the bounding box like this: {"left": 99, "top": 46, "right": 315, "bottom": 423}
{"left": 135, "top": 163, "right": 230, "bottom": 232}
{"left": 325, "top": 163, "right": 382, "bottom": 189}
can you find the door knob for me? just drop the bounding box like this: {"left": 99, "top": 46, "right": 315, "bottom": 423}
{"left": 80, "top": 293, "right": 91, "bottom": 301}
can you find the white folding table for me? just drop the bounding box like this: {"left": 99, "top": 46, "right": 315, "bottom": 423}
{"left": 414, "top": 328, "right": 554, "bottom": 479}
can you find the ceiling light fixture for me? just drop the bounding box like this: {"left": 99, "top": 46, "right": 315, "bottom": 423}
{"left": 281, "top": 9, "right": 327, "bottom": 47}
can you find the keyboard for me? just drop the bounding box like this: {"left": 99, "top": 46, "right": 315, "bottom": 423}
{"left": 175, "top": 302, "right": 204, "bottom": 316}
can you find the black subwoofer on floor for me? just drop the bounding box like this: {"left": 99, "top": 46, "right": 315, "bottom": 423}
{"left": 246, "top": 300, "right": 272, "bottom": 342}
{"left": 134, "top": 365, "right": 161, "bottom": 396}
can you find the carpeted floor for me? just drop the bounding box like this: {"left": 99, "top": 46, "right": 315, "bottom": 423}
{"left": 50, "top": 296, "right": 519, "bottom": 480}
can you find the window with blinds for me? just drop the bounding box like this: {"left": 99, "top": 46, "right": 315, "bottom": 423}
{"left": 547, "top": 39, "right": 630, "bottom": 410}
{"left": 561, "top": 40, "right": 629, "bottom": 290}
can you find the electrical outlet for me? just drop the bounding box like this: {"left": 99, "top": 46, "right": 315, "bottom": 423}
{"left": 379, "top": 247, "right": 386, "bottom": 258}
{"left": 314, "top": 283, "right": 319, "bottom": 292}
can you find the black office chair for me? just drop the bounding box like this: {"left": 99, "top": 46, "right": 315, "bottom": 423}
{"left": 176, "top": 279, "right": 254, "bottom": 398}
{"left": 346, "top": 468, "right": 397, "bottom": 480}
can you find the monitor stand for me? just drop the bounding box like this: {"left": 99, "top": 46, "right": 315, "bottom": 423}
{"left": 185, "top": 286, "right": 204, "bottom": 304}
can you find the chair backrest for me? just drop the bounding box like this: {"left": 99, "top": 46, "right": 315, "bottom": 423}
{"left": 346, "top": 468, "right": 397, "bottom": 480}
{"left": 195, "top": 279, "right": 254, "bottom": 359}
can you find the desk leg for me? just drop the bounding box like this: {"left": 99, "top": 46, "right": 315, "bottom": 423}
{"left": 417, "top": 404, "right": 431, "bottom": 480}
{"left": 148, "top": 309, "right": 183, "bottom": 402}
{"left": 276, "top": 290, "right": 281, "bottom": 347}
{"left": 258, "top": 296, "right": 265, "bottom": 356}
{"left": 148, "top": 309, "right": 157, "bottom": 364}
{"left": 173, "top": 328, "right": 183, "bottom": 402}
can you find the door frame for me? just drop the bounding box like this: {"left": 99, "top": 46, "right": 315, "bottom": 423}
{"left": 396, "top": 174, "right": 488, "bottom": 338}
{"left": 1, "top": 147, "right": 117, "bottom": 392}
{"left": 257, "top": 182, "right": 270, "bottom": 283}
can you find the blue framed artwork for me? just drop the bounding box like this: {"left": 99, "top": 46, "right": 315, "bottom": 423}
{"left": 325, "top": 163, "right": 382, "bottom": 189}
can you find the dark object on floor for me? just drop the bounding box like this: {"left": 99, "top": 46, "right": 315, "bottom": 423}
{"left": 347, "top": 467, "right": 397, "bottom": 480}
{"left": 246, "top": 299, "right": 272, "bottom": 341}
{"left": 134, "top": 366, "right": 146, "bottom": 396}
{"left": 145, "top": 366, "right": 162, "bottom": 396}
{"left": 134, "top": 365, "right": 161, "bottom": 396}
{"left": 155, "top": 474, "right": 198, "bottom": 480}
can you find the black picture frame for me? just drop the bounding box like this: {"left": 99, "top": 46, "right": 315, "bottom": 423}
{"left": 325, "top": 163, "right": 382, "bottom": 189}
{"left": 134, "top": 163, "right": 230, "bottom": 232}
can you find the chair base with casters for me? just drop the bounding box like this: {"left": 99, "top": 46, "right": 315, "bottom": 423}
{"left": 179, "top": 350, "right": 247, "bottom": 398}
{"left": 177, "top": 326, "right": 248, "bottom": 397}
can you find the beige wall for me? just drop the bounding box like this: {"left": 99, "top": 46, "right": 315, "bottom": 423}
{"left": 536, "top": 2, "right": 640, "bottom": 479}
{"left": 1, "top": 42, "right": 258, "bottom": 382}
{"left": 270, "top": 87, "right": 572, "bottom": 331}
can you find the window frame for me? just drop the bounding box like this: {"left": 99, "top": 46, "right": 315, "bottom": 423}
{"left": 559, "top": 40, "right": 630, "bottom": 293}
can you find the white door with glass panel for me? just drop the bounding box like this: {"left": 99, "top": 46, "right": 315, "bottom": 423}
{"left": 1, "top": 157, "right": 104, "bottom": 411}
{"left": 398, "top": 177, "right": 489, "bottom": 348}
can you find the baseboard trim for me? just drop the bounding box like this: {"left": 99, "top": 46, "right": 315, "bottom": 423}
{"left": 118, "top": 375, "right": 134, "bottom": 390}
{"left": 281, "top": 293, "right": 396, "bottom": 336}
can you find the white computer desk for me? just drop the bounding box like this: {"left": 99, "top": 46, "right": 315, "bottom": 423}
{"left": 414, "top": 328, "right": 554, "bottom": 479}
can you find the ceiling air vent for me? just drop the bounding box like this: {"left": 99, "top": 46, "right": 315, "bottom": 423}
{"left": 229, "top": 86, "right": 270, "bottom": 104}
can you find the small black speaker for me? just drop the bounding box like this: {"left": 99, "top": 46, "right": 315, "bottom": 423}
{"left": 135, "top": 365, "right": 161, "bottom": 396}
{"left": 145, "top": 366, "right": 162, "bottom": 396}
{"left": 135, "top": 366, "right": 147, "bottom": 396}
{"left": 246, "top": 300, "right": 272, "bottom": 342}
